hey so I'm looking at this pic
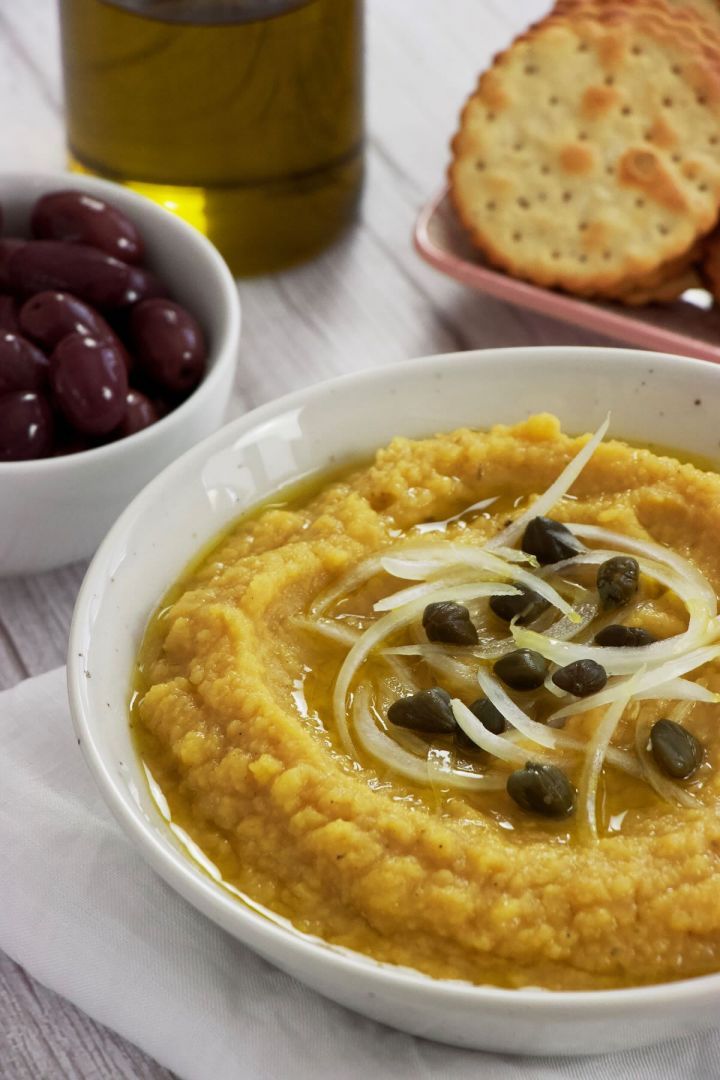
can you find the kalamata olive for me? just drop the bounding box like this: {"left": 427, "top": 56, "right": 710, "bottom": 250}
{"left": 51, "top": 333, "right": 128, "bottom": 435}
{"left": 122, "top": 267, "right": 169, "bottom": 306}
{"left": 521, "top": 516, "right": 580, "bottom": 565}
{"left": 0, "top": 239, "right": 25, "bottom": 289}
{"left": 490, "top": 585, "right": 550, "bottom": 625}
{"left": 597, "top": 555, "right": 640, "bottom": 610}
{"left": 0, "top": 391, "right": 54, "bottom": 461}
{"left": 494, "top": 649, "right": 548, "bottom": 690}
{"left": 31, "top": 190, "right": 145, "bottom": 264}
{"left": 422, "top": 601, "right": 478, "bottom": 645}
{"left": 387, "top": 687, "right": 455, "bottom": 734}
{"left": 19, "top": 290, "right": 134, "bottom": 373}
{"left": 115, "top": 389, "right": 159, "bottom": 438}
{"left": 0, "top": 294, "right": 20, "bottom": 333}
{"left": 454, "top": 697, "right": 507, "bottom": 751}
{"left": 19, "top": 290, "right": 112, "bottom": 349}
{"left": 649, "top": 719, "right": 704, "bottom": 780}
{"left": 507, "top": 761, "right": 576, "bottom": 818}
{"left": 0, "top": 332, "right": 49, "bottom": 394}
{"left": 594, "top": 624, "right": 656, "bottom": 647}
{"left": 8, "top": 241, "right": 134, "bottom": 308}
{"left": 131, "top": 298, "right": 206, "bottom": 393}
{"left": 552, "top": 658, "right": 607, "bottom": 697}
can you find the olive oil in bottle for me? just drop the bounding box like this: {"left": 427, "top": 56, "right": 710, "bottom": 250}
{"left": 59, "top": 0, "right": 364, "bottom": 275}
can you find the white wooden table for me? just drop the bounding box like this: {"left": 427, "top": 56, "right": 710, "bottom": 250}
{"left": 0, "top": 0, "right": 611, "bottom": 1074}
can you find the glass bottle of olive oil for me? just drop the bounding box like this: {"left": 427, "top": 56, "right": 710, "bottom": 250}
{"left": 59, "top": 0, "right": 364, "bottom": 275}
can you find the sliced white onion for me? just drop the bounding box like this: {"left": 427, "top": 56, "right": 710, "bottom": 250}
{"left": 476, "top": 668, "right": 559, "bottom": 750}
{"left": 513, "top": 610, "right": 718, "bottom": 676}
{"left": 579, "top": 680, "right": 636, "bottom": 843}
{"left": 427, "top": 747, "right": 508, "bottom": 792}
{"left": 472, "top": 601, "right": 598, "bottom": 661}
{"left": 502, "top": 727, "right": 643, "bottom": 779}
{"left": 382, "top": 544, "right": 578, "bottom": 620}
{"left": 634, "top": 720, "right": 702, "bottom": 810}
{"left": 563, "top": 522, "right": 717, "bottom": 615}
{"left": 311, "top": 553, "right": 386, "bottom": 617}
{"left": 485, "top": 414, "right": 610, "bottom": 550}
{"left": 333, "top": 581, "right": 518, "bottom": 755}
{"left": 634, "top": 678, "right": 719, "bottom": 704}
{"left": 491, "top": 546, "right": 539, "bottom": 567}
{"left": 547, "top": 643, "right": 720, "bottom": 724}
{"left": 452, "top": 699, "right": 532, "bottom": 764}
{"left": 374, "top": 572, "right": 489, "bottom": 613}
{"left": 292, "top": 617, "right": 360, "bottom": 648}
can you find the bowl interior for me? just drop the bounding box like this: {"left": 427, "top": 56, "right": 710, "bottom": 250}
{"left": 69, "top": 345, "right": 720, "bottom": 1013}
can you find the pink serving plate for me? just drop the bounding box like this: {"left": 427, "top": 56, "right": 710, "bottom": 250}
{"left": 414, "top": 187, "right": 720, "bottom": 363}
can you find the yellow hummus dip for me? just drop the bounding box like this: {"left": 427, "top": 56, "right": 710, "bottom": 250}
{"left": 133, "top": 414, "right": 720, "bottom": 991}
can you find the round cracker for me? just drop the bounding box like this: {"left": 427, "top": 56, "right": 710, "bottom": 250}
{"left": 449, "top": 5, "right": 720, "bottom": 295}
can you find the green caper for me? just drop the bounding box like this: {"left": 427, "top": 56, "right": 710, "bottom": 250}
{"left": 649, "top": 719, "right": 704, "bottom": 780}
{"left": 506, "top": 761, "right": 576, "bottom": 818}
{"left": 422, "top": 601, "right": 479, "bottom": 645}
{"left": 594, "top": 624, "right": 656, "bottom": 647}
{"left": 552, "top": 658, "right": 607, "bottom": 697}
{"left": 521, "top": 516, "right": 579, "bottom": 566}
{"left": 454, "top": 696, "right": 507, "bottom": 750}
{"left": 597, "top": 555, "right": 640, "bottom": 610}
{"left": 489, "top": 585, "right": 550, "bottom": 625}
{"left": 494, "top": 648, "right": 548, "bottom": 690}
{"left": 387, "top": 687, "right": 455, "bottom": 734}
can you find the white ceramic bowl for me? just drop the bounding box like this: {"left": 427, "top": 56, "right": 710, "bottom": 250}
{"left": 0, "top": 171, "right": 241, "bottom": 576}
{"left": 68, "top": 347, "right": 720, "bottom": 1056}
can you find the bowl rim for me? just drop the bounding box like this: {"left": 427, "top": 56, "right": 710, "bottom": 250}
{"left": 68, "top": 344, "right": 720, "bottom": 1012}
{"left": 0, "top": 169, "right": 241, "bottom": 474}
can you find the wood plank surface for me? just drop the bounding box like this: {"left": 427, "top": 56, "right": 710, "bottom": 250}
{"left": 0, "top": 0, "right": 608, "bottom": 1075}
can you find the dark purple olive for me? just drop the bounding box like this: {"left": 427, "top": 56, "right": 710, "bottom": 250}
{"left": 0, "top": 294, "right": 20, "bottom": 333}
{"left": 31, "top": 190, "right": 145, "bottom": 264}
{"left": 0, "top": 331, "right": 49, "bottom": 394}
{"left": 51, "top": 332, "right": 128, "bottom": 435}
{"left": 122, "top": 266, "right": 169, "bottom": 306}
{"left": 115, "top": 388, "right": 159, "bottom": 438}
{"left": 131, "top": 298, "right": 206, "bottom": 393}
{"left": 0, "top": 391, "right": 54, "bottom": 461}
{"left": 7, "top": 241, "right": 134, "bottom": 309}
{"left": 17, "top": 291, "right": 133, "bottom": 371}
{"left": 0, "top": 239, "right": 25, "bottom": 289}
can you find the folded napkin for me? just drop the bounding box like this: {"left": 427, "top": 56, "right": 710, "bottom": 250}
{"left": 1, "top": 667, "right": 719, "bottom": 1080}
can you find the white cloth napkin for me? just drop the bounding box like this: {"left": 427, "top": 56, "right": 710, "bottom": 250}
{"left": 1, "top": 667, "right": 720, "bottom": 1080}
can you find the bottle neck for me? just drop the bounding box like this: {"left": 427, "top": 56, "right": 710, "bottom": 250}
{"left": 97, "top": 0, "right": 313, "bottom": 25}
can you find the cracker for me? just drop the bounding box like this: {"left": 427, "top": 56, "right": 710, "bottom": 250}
{"left": 449, "top": 2, "right": 720, "bottom": 296}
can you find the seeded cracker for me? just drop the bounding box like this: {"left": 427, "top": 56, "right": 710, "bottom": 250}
{"left": 449, "top": 3, "right": 720, "bottom": 296}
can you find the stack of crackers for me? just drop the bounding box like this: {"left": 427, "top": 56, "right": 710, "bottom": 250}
{"left": 449, "top": 0, "right": 720, "bottom": 305}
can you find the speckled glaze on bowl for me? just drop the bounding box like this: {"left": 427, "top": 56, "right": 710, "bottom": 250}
{"left": 68, "top": 347, "right": 720, "bottom": 1055}
{"left": 0, "top": 171, "right": 241, "bottom": 576}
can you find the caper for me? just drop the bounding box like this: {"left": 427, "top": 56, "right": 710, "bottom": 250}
{"left": 489, "top": 585, "right": 550, "bottom": 625}
{"left": 422, "top": 601, "right": 478, "bottom": 645}
{"left": 387, "top": 687, "right": 455, "bottom": 734}
{"left": 493, "top": 648, "right": 548, "bottom": 690}
{"left": 649, "top": 718, "right": 704, "bottom": 780}
{"left": 594, "top": 624, "right": 656, "bottom": 647}
{"left": 521, "top": 516, "right": 579, "bottom": 566}
{"left": 506, "top": 761, "right": 576, "bottom": 818}
{"left": 597, "top": 555, "right": 640, "bottom": 610}
{"left": 552, "top": 658, "right": 607, "bottom": 697}
{"left": 454, "top": 697, "right": 506, "bottom": 751}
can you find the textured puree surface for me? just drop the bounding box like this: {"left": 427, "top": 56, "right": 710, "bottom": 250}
{"left": 133, "top": 415, "right": 720, "bottom": 990}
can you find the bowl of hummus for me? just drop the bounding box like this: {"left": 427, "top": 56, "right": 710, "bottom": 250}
{"left": 68, "top": 346, "right": 720, "bottom": 1055}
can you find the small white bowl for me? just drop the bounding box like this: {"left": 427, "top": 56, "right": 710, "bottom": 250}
{"left": 0, "top": 171, "right": 241, "bottom": 576}
{"left": 68, "top": 347, "right": 720, "bottom": 1055}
